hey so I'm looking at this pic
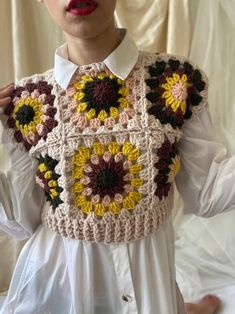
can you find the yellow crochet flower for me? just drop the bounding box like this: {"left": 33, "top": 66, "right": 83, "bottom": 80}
{"left": 13, "top": 97, "right": 43, "bottom": 136}
{"left": 71, "top": 72, "right": 134, "bottom": 129}
{"left": 72, "top": 140, "right": 144, "bottom": 217}
{"left": 4, "top": 80, "right": 57, "bottom": 151}
{"left": 36, "top": 154, "right": 63, "bottom": 210}
{"left": 161, "top": 73, "right": 190, "bottom": 114}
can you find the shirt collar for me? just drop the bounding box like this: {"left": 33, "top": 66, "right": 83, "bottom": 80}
{"left": 54, "top": 29, "right": 139, "bottom": 89}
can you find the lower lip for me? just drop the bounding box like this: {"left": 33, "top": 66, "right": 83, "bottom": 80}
{"left": 67, "top": 3, "right": 97, "bottom": 16}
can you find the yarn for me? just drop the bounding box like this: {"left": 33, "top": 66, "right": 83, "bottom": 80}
{"left": 2, "top": 52, "right": 208, "bottom": 243}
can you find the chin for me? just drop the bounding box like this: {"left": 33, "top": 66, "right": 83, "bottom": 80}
{"left": 65, "top": 24, "right": 109, "bottom": 40}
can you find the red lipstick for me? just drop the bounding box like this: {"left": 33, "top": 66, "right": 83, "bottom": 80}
{"left": 66, "top": 0, "right": 98, "bottom": 16}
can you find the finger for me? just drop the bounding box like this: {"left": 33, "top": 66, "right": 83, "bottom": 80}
{"left": 0, "top": 84, "right": 15, "bottom": 98}
{"left": 0, "top": 97, "right": 12, "bottom": 108}
{"left": 0, "top": 83, "right": 14, "bottom": 92}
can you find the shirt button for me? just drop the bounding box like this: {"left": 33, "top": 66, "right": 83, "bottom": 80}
{"left": 122, "top": 295, "right": 132, "bottom": 302}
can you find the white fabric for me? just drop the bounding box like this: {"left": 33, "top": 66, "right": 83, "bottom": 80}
{"left": 1, "top": 222, "right": 178, "bottom": 314}
{"left": 1, "top": 30, "right": 235, "bottom": 314}
{"left": 175, "top": 214, "right": 235, "bottom": 314}
{"left": 0, "top": 297, "right": 4, "bottom": 309}
{"left": 0, "top": 133, "right": 45, "bottom": 240}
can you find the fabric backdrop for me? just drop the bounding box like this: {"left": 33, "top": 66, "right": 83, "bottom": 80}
{"left": 1, "top": 1, "right": 235, "bottom": 312}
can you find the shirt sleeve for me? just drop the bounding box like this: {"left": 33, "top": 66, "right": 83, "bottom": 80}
{"left": 176, "top": 104, "right": 235, "bottom": 217}
{"left": 0, "top": 130, "right": 45, "bottom": 240}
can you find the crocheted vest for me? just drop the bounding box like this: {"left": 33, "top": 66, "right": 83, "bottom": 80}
{"left": 2, "top": 52, "right": 208, "bottom": 243}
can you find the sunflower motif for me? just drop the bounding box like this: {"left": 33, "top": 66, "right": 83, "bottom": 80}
{"left": 68, "top": 73, "right": 135, "bottom": 130}
{"left": 146, "top": 58, "right": 206, "bottom": 129}
{"left": 154, "top": 139, "right": 180, "bottom": 200}
{"left": 4, "top": 81, "right": 57, "bottom": 150}
{"left": 161, "top": 73, "right": 189, "bottom": 114}
{"left": 71, "top": 141, "right": 144, "bottom": 217}
{"left": 36, "top": 154, "right": 63, "bottom": 210}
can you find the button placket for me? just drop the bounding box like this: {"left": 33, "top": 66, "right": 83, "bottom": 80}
{"left": 111, "top": 244, "right": 138, "bottom": 314}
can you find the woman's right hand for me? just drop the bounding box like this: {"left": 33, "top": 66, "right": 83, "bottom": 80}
{"left": 0, "top": 83, "right": 15, "bottom": 109}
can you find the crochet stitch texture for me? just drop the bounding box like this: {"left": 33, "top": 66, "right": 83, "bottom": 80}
{"left": 2, "top": 52, "right": 208, "bottom": 243}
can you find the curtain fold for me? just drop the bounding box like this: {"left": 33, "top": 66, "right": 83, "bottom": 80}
{"left": 115, "top": 0, "right": 191, "bottom": 55}
{"left": 0, "top": 1, "right": 13, "bottom": 86}
{"left": 0, "top": 0, "right": 64, "bottom": 86}
{"left": 115, "top": 0, "right": 168, "bottom": 53}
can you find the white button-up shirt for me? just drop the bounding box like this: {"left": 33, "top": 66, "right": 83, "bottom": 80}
{"left": 1, "top": 30, "right": 235, "bottom": 314}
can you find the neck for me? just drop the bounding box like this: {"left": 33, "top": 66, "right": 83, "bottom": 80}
{"left": 64, "top": 23, "right": 120, "bottom": 66}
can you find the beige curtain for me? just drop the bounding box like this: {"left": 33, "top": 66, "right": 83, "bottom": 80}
{"left": 0, "top": 0, "right": 191, "bottom": 294}
{"left": 0, "top": 0, "right": 63, "bottom": 86}
{"left": 115, "top": 0, "right": 190, "bottom": 55}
